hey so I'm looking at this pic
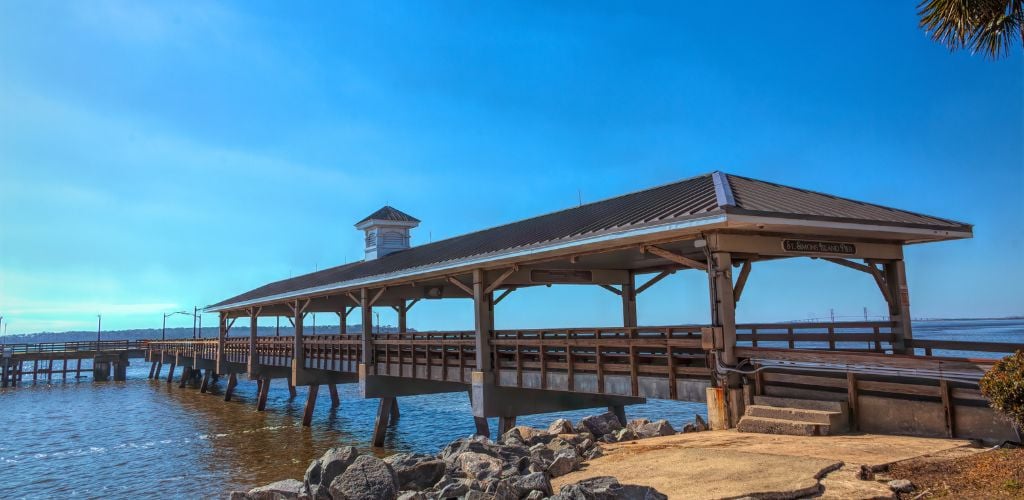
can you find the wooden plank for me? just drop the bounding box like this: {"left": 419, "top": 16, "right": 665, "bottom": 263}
{"left": 856, "top": 380, "right": 940, "bottom": 398}
{"left": 643, "top": 245, "right": 708, "bottom": 271}
{"left": 732, "top": 261, "right": 752, "bottom": 303}
{"left": 761, "top": 371, "right": 848, "bottom": 389}
{"left": 940, "top": 379, "right": 954, "bottom": 438}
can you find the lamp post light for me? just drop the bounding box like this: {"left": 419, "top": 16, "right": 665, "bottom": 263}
{"left": 162, "top": 311, "right": 191, "bottom": 340}
{"left": 97, "top": 314, "right": 102, "bottom": 344}
{"left": 374, "top": 312, "right": 380, "bottom": 334}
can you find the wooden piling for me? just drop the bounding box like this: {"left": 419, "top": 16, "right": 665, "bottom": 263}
{"left": 33, "top": 360, "right": 38, "bottom": 382}
{"left": 498, "top": 416, "right": 517, "bottom": 435}
{"left": 224, "top": 373, "right": 238, "bottom": 402}
{"left": 608, "top": 405, "right": 626, "bottom": 426}
{"left": 390, "top": 398, "right": 400, "bottom": 421}
{"left": 179, "top": 366, "right": 192, "bottom": 388}
{"left": 474, "top": 417, "right": 490, "bottom": 439}
{"left": 372, "top": 397, "right": 396, "bottom": 446}
{"left": 256, "top": 378, "right": 270, "bottom": 411}
{"left": 328, "top": 384, "right": 340, "bottom": 407}
{"left": 303, "top": 384, "right": 320, "bottom": 427}
{"left": 199, "top": 370, "right": 211, "bottom": 393}
{"left": 153, "top": 361, "right": 162, "bottom": 380}
{"left": 288, "top": 383, "right": 297, "bottom": 398}
{"left": 166, "top": 362, "right": 176, "bottom": 384}
{"left": 148, "top": 362, "right": 157, "bottom": 379}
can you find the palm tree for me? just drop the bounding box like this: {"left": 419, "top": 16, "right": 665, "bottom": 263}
{"left": 918, "top": 0, "right": 1023, "bottom": 59}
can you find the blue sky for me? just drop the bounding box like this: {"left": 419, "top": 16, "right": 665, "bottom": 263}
{"left": 0, "top": 1, "right": 1021, "bottom": 335}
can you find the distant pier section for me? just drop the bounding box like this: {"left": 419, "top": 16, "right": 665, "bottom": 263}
{"left": 1, "top": 340, "right": 145, "bottom": 386}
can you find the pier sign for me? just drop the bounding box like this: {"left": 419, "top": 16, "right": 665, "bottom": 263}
{"left": 781, "top": 239, "right": 856, "bottom": 255}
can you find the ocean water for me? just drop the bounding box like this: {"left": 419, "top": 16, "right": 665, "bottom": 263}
{"left": 0, "top": 319, "right": 1020, "bottom": 498}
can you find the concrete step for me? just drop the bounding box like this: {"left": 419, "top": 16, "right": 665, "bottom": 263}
{"left": 753, "top": 395, "right": 848, "bottom": 414}
{"left": 744, "top": 405, "right": 846, "bottom": 428}
{"left": 736, "top": 416, "right": 831, "bottom": 436}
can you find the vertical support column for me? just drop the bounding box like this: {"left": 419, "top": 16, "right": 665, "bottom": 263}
{"left": 166, "top": 361, "right": 177, "bottom": 384}
{"left": 224, "top": 373, "right": 238, "bottom": 401}
{"left": 372, "top": 396, "right": 396, "bottom": 447}
{"left": 397, "top": 300, "right": 407, "bottom": 333}
{"left": 328, "top": 384, "right": 340, "bottom": 407}
{"left": 216, "top": 312, "right": 227, "bottom": 374}
{"left": 473, "top": 269, "right": 494, "bottom": 373}
{"left": 1, "top": 358, "right": 9, "bottom": 388}
{"left": 248, "top": 311, "right": 259, "bottom": 377}
{"left": 148, "top": 361, "right": 157, "bottom": 379}
{"left": 292, "top": 300, "right": 305, "bottom": 386}
{"left": 200, "top": 369, "right": 212, "bottom": 393}
{"left": 154, "top": 360, "right": 162, "bottom": 380}
{"left": 302, "top": 384, "right": 320, "bottom": 427}
{"left": 256, "top": 377, "right": 270, "bottom": 411}
{"left": 884, "top": 260, "right": 913, "bottom": 354}
{"left": 498, "top": 416, "right": 517, "bottom": 435}
{"left": 709, "top": 247, "right": 743, "bottom": 427}
{"left": 622, "top": 270, "right": 637, "bottom": 328}
{"left": 362, "top": 288, "right": 374, "bottom": 362}
{"left": 608, "top": 405, "right": 627, "bottom": 426}
{"left": 179, "top": 366, "right": 192, "bottom": 388}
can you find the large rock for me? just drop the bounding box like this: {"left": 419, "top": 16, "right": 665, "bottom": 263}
{"left": 513, "top": 471, "right": 553, "bottom": 497}
{"left": 456, "top": 451, "right": 505, "bottom": 481}
{"left": 329, "top": 455, "right": 399, "bottom": 500}
{"left": 305, "top": 446, "right": 359, "bottom": 496}
{"left": 552, "top": 476, "right": 667, "bottom": 500}
{"left": 385, "top": 453, "right": 446, "bottom": 490}
{"left": 248, "top": 479, "right": 304, "bottom": 500}
{"left": 548, "top": 448, "right": 581, "bottom": 478}
{"left": 694, "top": 414, "right": 708, "bottom": 432}
{"left": 579, "top": 412, "right": 623, "bottom": 437}
{"left": 502, "top": 425, "right": 552, "bottom": 447}
{"left": 627, "top": 418, "right": 651, "bottom": 431}
{"left": 547, "top": 418, "right": 575, "bottom": 435}
{"left": 635, "top": 420, "right": 676, "bottom": 439}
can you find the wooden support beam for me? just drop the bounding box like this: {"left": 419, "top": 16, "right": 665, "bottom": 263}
{"left": 328, "top": 384, "right": 340, "bottom": 407}
{"left": 346, "top": 292, "right": 360, "bottom": 306}
{"left": 498, "top": 415, "right": 517, "bottom": 435}
{"left": 390, "top": 398, "right": 400, "bottom": 421}
{"left": 598, "top": 284, "right": 622, "bottom": 296}
{"left": 867, "top": 264, "right": 893, "bottom": 306}
{"left": 166, "top": 362, "right": 176, "bottom": 384}
{"left": 199, "top": 369, "right": 211, "bottom": 393}
{"left": 447, "top": 276, "right": 474, "bottom": 296}
{"left": 372, "top": 397, "right": 396, "bottom": 447}
{"left": 224, "top": 373, "right": 238, "bottom": 401}
{"left": 608, "top": 405, "right": 627, "bottom": 426}
{"left": 622, "top": 270, "right": 637, "bottom": 328}
{"left": 473, "top": 269, "right": 494, "bottom": 372}
{"left": 361, "top": 288, "right": 373, "bottom": 364}
{"left": 474, "top": 416, "right": 490, "bottom": 439}
{"left": 822, "top": 257, "right": 873, "bottom": 274}
{"left": 636, "top": 271, "right": 672, "bottom": 295}
{"left": 178, "top": 366, "right": 192, "bottom": 388}
{"left": 256, "top": 378, "right": 270, "bottom": 411}
{"left": 846, "top": 372, "right": 859, "bottom": 432}
{"left": 733, "top": 261, "right": 752, "bottom": 304}
{"left": 940, "top": 379, "right": 955, "bottom": 438}
{"left": 369, "top": 288, "right": 387, "bottom": 307}
{"left": 644, "top": 245, "right": 708, "bottom": 271}
{"left": 493, "top": 287, "right": 516, "bottom": 305}
{"left": 302, "top": 384, "right": 319, "bottom": 427}
{"left": 485, "top": 267, "right": 517, "bottom": 294}
{"left": 288, "top": 383, "right": 297, "bottom": 398}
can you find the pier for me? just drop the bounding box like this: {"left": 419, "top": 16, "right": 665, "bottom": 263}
{"left": 1, "top": 340, "right": 145, "bottom": 386}
{"left": 6, "top": 172, "right": 1022, "bottom": 446}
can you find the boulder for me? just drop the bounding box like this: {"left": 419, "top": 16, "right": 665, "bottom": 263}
{"left": 546, "top": 436, "right": 575, "bottom": 452}
{"left": 329, "top": 455, "right": 399, "bottom": 500}
{"left": 635, "top": 420, "right": 676, "bottom": 438}
{"left": 888, "top": 479, "right": 914, "bottom": 493}
{"left": 513, "top": 471, "right": 553, "bottom": 497}
{"left": 627, "top": 418, "right": 651, "bottom": 431}
{"left": 228, "top": 491, "right": 250, "bottom": 500}
{"left": 305, "top": 446, "right": 359, "bottom": 494}
{"left": 490, "top": 479, "right": 518, "bottom": 500}
{"left": 682, "top": 423, "right": 697, "bottom": 433}
{"left": 385, "top": 453, "right": 446, "bottom": 490}
{"left": 436, "top": 478, "right": 470, "bottom": 498}
{"left": 552, "top": 476, "right": 667, "bottom": 500}
{"left": 612, "top": 428, "right": 639, "bottom": 442}
{"left": 524, "top": 491, "right": 545, "bottom": 500}
{"left": 457, "top": 451, "right": 505, "bottom": 481}
{"left": 548, "top": 448, "right": 581, "bottom": 478}
{"left": 396, "top": 492, "right": 426, "bottom": 500}
{"left": 583, "top": 446, "right": 604, "bottom": 460}
{"left": 547, "top": 418, "right": 575, "bottom": 435}
{"left": 248, "top": 479, "right": 304, "bottom": 500}
{"left": 502, "top": 425, "right": 551, "bottom": 446}
{"left": 694, "top": 414, "right": 708, "bottom": 432}
{"left": 579, "top": 412, "right": 624, "bottom": 437}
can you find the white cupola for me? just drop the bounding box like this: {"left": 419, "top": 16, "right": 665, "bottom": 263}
{"left": 355, "top": 206, "right": 420, "bottom": 260}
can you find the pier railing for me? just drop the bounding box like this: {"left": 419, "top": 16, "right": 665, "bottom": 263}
{"left": 736, "top": 321, "right": 896, "bottom": 352}
{"left": 2, "top": 340, "right": 147, "bottom": 355}
{"left": 371, "top": 331, "right": 476, "bottom": 380}
{"left": 490, "top": 326, "right": 708, "bottom": 398}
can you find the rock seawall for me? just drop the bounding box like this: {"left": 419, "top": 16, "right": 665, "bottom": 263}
{"left": 232, "top": 412, "right": 709, "bottom": 499}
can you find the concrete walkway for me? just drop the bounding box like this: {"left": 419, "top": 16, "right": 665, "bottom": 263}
{"left": 551, "top": 430, "right": 976, "bottom": 499}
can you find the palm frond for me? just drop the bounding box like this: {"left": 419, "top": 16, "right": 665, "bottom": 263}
{"left": 918, "top": 0, "right": 1023, "bottom": 59}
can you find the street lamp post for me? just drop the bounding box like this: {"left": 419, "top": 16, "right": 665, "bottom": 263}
{"left": 374, "top": 312, "right": 380, "bottom": 334}
{"left": 162, "top": 311, "right": 191, "bottom": 340}
{"left": 97, "top": 314, "right": 102, "bottom": 344}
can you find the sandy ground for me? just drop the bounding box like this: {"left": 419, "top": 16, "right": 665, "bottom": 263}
{"left": 551, "top": 430, "right": 976, "bottom": 499}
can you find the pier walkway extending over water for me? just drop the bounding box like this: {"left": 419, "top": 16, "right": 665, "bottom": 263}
{"left": 7, "top": 173, "right": 1021, "bottom": 446}
{"left": 1, "top": 340, "right": 145, "bottom": 386}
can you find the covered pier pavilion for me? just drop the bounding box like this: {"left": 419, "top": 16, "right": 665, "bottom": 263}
{"left": 147, "top": 171, "right": 1018, "bottom": 445}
